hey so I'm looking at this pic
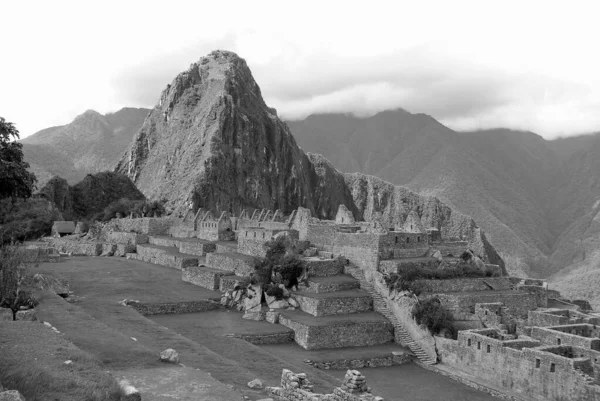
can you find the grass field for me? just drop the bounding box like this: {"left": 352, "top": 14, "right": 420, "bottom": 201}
{"left": 0, "top": 321, "right": 122, "bottom": 401}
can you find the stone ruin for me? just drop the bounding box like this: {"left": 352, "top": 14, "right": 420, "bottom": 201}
{"left": 267, "top": 369, "right": 384, "bottom": 401}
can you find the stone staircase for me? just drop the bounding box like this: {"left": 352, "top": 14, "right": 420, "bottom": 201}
{"left": 345, "top": 265, "right": 437, "bottom": 365}
{"left": 277, "top": 257, "right": 395, "bottom": 350}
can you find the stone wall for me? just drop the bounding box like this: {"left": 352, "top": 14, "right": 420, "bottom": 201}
{"left": 436, "top": 331, "right": 600, "bottom": 401}
{"left": 531, "top": 325, "right": 600, "bottom": 350}
{"left": 528, "top": 309, "right": 600, "bottom": 327}
{"left": 206, "top": 253, "right": 255, "bottom": 277}
{"left": 278, "top": 314, "right": 393, "bottom": 350}
{"left": 112, "top": 217, "right": 176, "bottom": 235}
{"left": 106, "top": 231, "right": 149, "bottom": 245}
{"left": 128, "top": 300, "right": 220, "bottom": 315}
{"left": 48, "top": 239, "right": 103, "bottom": 256}
{"left": 267, "top": 369, "right": 385, "bottom": 401}
{"left": 417, "top": 277, "right": 513, "bottom": 294}
{"left": 304, "top": 354, "right": 411, "bottom": 370}
{"left": 432, "top": 291, "right": 538, "bottom": 318}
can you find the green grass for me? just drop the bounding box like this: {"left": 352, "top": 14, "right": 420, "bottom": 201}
{"left": 0, "top": 321, "right": 123, "bottom": 401}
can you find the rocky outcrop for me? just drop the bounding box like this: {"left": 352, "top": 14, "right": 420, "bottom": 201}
{"left": 345, "top": 173, "right": 505, "bottom": 270}
{"left": 117, "top": 50, "right": 353, "bottom": 217}
{"left": 116, "top": 50, "right": 503, "bottom": 268}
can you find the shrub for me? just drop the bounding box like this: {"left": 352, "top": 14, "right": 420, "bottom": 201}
{"left": 384, "top": 262, "right": 498, "bottom": 295}
{"left": 266, "top": 286, "right": 284, "bottom": 300}
{"left": 413, "top": 297, "right": 456, "bottom": 339}
{"left": 274, "top": 255, "right": 304, "bottom": 289}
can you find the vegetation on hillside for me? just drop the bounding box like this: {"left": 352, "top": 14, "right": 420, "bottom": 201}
{"left": 384, "top": 262, "right": 498, "bottom": 296}
{"left": 413, "top": 297, "right": 456, "bottom": 339}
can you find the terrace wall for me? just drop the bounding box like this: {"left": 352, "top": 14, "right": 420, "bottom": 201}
{"left": 531, "top": 326, "right": 600, "bottom": 350}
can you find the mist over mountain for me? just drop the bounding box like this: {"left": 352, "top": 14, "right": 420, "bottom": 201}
{"left": 288, "top": 112, "right": 600, "bottom": 283}
{"left": 21, "top": 107, "right": 150, "bottom": 186}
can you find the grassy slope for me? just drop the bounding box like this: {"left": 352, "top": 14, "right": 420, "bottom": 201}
{"left": 0, "top": 321, "right": 122, "bottom": 401}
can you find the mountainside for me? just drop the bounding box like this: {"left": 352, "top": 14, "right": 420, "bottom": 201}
{"left": 116, "top": 50, "right": 502, "bottom": 268}
{"left": 288, "top": 114, "right": 600, "bottom": 281}
{"left": 22, "top": 107, "right": 149, "bottom": 186}
{"left": 39, "top": 172, "right": 145, "bottom": 219}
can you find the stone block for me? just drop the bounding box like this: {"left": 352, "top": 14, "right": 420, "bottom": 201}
{"left": 293, "top": 291, "right": 373, "bottom": 316}
{"left": 16, "top": 309, "right": 37, "bottom": 321}
{"left": 206, "top": 252, "right": 255, "bottom": 276}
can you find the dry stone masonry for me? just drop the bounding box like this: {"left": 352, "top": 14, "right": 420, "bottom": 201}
{"left": 267, "top": 369, "right": 384, "bottom": 401}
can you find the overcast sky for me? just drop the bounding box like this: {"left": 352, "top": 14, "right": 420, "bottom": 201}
{"left": 2, "top": 0, "right": 599, "bottom": 139}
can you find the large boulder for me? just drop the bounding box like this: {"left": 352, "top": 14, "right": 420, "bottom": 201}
{"left": 159, "top": 348, "right": 180, "bottom": 364}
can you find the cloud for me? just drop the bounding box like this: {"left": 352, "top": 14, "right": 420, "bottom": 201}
{"left": 110, "top": 38, "right": 600, "bottom": 138}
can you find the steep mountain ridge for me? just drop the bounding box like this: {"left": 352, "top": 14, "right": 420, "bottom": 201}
{"left": 22, "top": 107, "right": 149, "bottom": 186}
{"left": 116, "top": 50, "right": 502, "bottom": 268}
{"left": 288, "top": 113, "right": 600, "bottom": 282}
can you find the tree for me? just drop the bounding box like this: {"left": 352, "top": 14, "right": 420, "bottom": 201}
{"left": 0, "top": 245, "right": 39, "bottom": 320}
{"left": 0, "top": 117, "right": 37, "bottom": 200}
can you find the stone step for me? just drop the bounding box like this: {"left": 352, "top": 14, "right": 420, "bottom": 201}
{"left": 302, "top": 258, "right": 345, "bottom": 277}
{"left": 219, "top": 275, "right": 251, "bottom": 292}
{"left": 292, "top": 290, "right": 373, "bottom": 317}
{"left": 278, "top": 309, "right": 394, "bottom": 350}
{"left": 148, "top": 236, "right": 217, "bottom": 256}
{"left": 206, "top": 252, "right": 255, "bottom": 277}
{"left": 301, "top": 275, "right": 360, "bottom": 293}
{"left": 135, "top": 244, "right": 201, "bottom": 270}
{"left": 182, "top": 265, "right": 234, "bottom": 290}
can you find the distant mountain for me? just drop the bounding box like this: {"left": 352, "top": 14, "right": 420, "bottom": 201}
{"left": 288, "top": 113, "right": 600, "bottom": 284}
{"left": 21, "top": 107, "right": 150, "bottom": 187}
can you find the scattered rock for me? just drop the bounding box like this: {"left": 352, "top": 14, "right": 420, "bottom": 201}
{"left": 243, "top": 285, "right": 262, "bottom": 312}
{"left": 0, "top": 390, "right": 26, "bottom": 401}
{"left": 119, "top": 379, "right": 141, "bottom": 401}
{"left": 247, "top": 379, "right": 264, "bottom": 389}
{"left": 131, "top": 337, "right": 137, "bottom": 342}
{"left": 160, "top": 348, "right": 180, "bottom": 363}
{"left": 288, "top": 297, "right": 299, "bottom": 308}
{"left": 64, "top": 360, "right": 73, "bottom": 365}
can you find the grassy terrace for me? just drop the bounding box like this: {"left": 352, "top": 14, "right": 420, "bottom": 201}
{"left": 0, "top": 321, "right": 122, "bottom": 401}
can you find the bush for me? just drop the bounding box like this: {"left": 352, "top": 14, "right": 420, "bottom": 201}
{"left": 274, "top": 255, "right": 304, "bottom": 289}
{"left": 251, "top": 258, "right": 273, "bottom": 290}
{"left": 413, "top": 298, "right": 456, "bottom": 339}
{"left": 266, "top": 286, "right": 284, "bottom": 300}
